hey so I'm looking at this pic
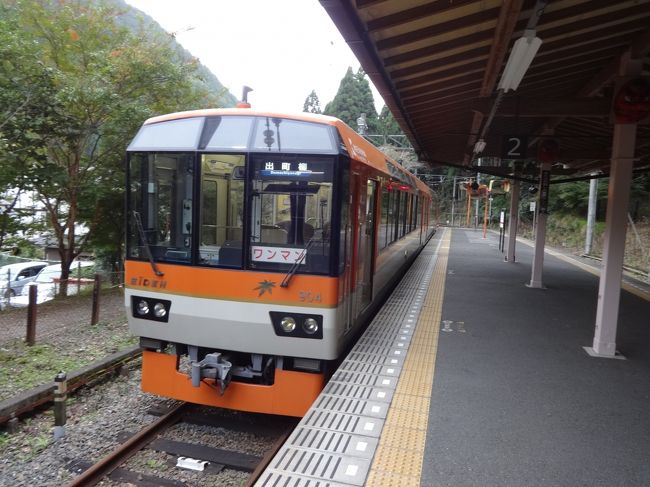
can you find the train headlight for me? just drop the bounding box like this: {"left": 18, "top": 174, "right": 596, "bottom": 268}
{"left": 303, "top": 318, "right": 319, "bottom": 334}
{"left": 131, "top": 296, "right": 171, "bottom": 323}
{"left": 153, "top": 302, "right": 167, "bottom": 318}
{"left": 136, "top": 300, "right": 149, "bottom": 316}
{"left": 280, "top": 317, "right": 296, "bottom": 333}
{"left": 269, "top": 312, "right": 322, "bottom": 339}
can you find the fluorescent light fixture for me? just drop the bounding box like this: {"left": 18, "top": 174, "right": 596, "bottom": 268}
{"left": 498, "top": 29, "right": 542, "bottom": 92}
{"left": 473, "top": 139, "right": 486, "bottom": 154}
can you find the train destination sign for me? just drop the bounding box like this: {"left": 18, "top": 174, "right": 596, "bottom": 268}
{"left": 254, "top": 156, "right": 332, "bottom": 182}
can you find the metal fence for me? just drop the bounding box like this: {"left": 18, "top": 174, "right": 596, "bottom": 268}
{"left": 0, "top": 271, "right": 126, "bottom": 346}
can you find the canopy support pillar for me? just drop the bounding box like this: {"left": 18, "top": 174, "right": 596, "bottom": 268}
{"left": 505, "top": 179, "right": 520, "bottom": 262}
{"left": 588, "top": 52, "right": 641, "bottom": 358}
{"left": 589, "top": 124, "right": 635, "bottom": 357}
{"left": 528, "top": 161, "right": 552, "bottom": 288}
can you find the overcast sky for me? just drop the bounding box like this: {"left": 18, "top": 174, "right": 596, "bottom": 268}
{"left": 124, "top": 0, "right": 384, "bottom": 113}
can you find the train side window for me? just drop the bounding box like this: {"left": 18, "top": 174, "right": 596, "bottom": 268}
{"left": 410, "top": 194, "right": 416, "bottom": 232}
{"left": 338, "top": 168, "right": 350, "bottom": 275}
{"left": 199, "top": 154, "right": 245, "bottom": 268}
{"left": 388, "top": 189, "right": 396, "bottom": 244}
{"left": 379, "top": 188, "right": 389, "bottom": 250}
{"left": 401, "top": 193, "right": 404, "bottom": 237}
{"left": 399, "top": 193, "right": 403, "bottom": 239}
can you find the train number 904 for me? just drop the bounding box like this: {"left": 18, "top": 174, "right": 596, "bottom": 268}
{"left": 299, "top": 291, "right": 322, "bottom": 303}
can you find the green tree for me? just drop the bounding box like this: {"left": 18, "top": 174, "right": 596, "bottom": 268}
{"left": 630, "top": 174, "right": 650, "bottom": 221}
{"left": 324, "top": 67, "right": 378, "bottom": 133}
{"left": 303, "top": 90, "right": 322, "bottom": 114}
{"left": 0, "top": 3, "right": 61, "bottom": 249}
{"left": 7, "top": 0, "right": 223, "bottom": 293}
{"left": 377, "top": 105, "right": 405, "bottom": 139}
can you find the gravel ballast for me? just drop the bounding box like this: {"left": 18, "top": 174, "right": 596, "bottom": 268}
{"left": 0, "top": 362, "right": 278, "bottom": 486}
{"left": 1, "top": 287, "right": 284, "bottom": 486}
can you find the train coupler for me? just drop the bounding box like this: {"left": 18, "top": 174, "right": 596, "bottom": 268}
{"left": 190, "top": 352, "right": 232, "bottom": 395}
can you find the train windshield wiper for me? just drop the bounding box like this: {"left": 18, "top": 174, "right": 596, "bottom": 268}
{"left": 280, "top": 237, "right": 316, "bottom": 288}
{"left": 132, "top": 210, "right": 164, "bottom": 277}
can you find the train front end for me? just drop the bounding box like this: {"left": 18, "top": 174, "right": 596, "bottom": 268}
{"left": 125, "top": 110, "right": 346, "bottom": 416}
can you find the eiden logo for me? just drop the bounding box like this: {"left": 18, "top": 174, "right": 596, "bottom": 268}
{"left": 131, "top": 276, "right": 167, "bottom": 289}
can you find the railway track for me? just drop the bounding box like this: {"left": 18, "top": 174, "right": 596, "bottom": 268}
{"left": 0, "top": 345, "right": 142, "bottom": 426}
{"left": 66, "top": 402, "right": 297, "bottom": 486}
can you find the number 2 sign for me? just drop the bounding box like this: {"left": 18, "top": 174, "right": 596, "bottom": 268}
{"left": 501, "top": 135, "right": 528, "bottom": 159}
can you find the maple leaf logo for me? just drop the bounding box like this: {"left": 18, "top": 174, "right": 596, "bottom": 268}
{"left": 254, "top": 280, "right": 276, "bottom": 297}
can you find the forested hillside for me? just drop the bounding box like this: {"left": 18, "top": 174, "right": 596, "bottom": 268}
{"left": 0, "top": 0, "right": 236, "bottom": 281}
{"left": 111, "top": 0, "right": 237, "bottom": 107}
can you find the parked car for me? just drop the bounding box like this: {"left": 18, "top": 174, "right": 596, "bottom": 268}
{"left": 11, "top": 261, "right": 95, "bottom": 307}
{"left": 0, "top": 261, "right": 48, "bottom": 297}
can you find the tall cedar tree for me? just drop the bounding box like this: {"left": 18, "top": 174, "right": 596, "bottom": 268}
{"left": 324, "top": 67, "right": 378, "bottom": 132}
{"left": 378, "top": 105, "right": 403, "bottom": 138}
{"left": 303, "top": 90, "right": 322, "bottom": 114}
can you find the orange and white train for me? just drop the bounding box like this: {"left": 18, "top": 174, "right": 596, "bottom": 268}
{"left": 125, "top": 108, "right": 435, "bottom": 416}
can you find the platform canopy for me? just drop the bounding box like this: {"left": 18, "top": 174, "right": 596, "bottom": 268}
{"left": 320, "top": 0, "right": 650, "bottom": 182}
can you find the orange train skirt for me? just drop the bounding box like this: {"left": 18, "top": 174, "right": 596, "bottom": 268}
{"left": 141, "top": 350, "right": 325, "bottom": 417}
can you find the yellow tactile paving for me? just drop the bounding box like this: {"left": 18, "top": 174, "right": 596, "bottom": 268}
{"left": 385, "top": 407, "right": 430, "bottom": 429}
{"left": 389, "top": 393, "right": 431, "bottom": 414}
{"left": 367, "top": 229, "right": 450, "bottom": 486}
{"left": 366, "top": 469, "right": 422, "bottom": 487}
{"left": 403, "top": 344, "right": 437, "bottom": 359}
{"left": 394, "top": 375, "right": 433, "bottom": 398}
{"left": 379, "top": 423, "right": 428, "bottom": 448}
{"left": 372, "top": 444, "right": 425, "bottom": 476}
{"left": 399, "top": 362, "right": 435, "bottom": 381}
{"left": 402, "top": 357, "right": 436, "bottom": 369}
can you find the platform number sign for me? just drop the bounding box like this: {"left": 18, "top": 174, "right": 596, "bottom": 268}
{"left": 502, "top": 135, "right": 527, "bottom": 159}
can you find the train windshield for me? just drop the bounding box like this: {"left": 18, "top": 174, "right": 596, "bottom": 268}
{"left": 198, "top": 154, "right": 245, "bottom": 267}
{"left": 249, "top": 156, "right": 333, "bottom": 274}
{"left": 128, "top": 153, "right": 195, "bottom": 264}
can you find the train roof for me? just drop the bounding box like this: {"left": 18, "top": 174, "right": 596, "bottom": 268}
{"left": 144, "top": 108, "right": 339, "bottom": 126}
{"left": 139, "top": 108, "right": 432, "bottom": 196}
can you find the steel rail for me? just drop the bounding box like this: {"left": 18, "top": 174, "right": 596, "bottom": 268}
{"left": 245, "top": 422, "right": 296, "bottom": 487}
{"left": 67, "top": 402, "right": 188, "bottom": 487}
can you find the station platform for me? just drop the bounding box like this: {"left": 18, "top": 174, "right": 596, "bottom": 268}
{"left": 256, "top": 227, "right": 650, "bottom": 486}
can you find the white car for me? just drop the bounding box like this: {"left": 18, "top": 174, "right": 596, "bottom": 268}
{"left": 11, "top": 261, "right": 95, "bottom": 307}
{"left": 0, "top": 261, "right": 49, "bottom": 296}
{"left": 0, "top": 261, "right": 48, "bottom": 309}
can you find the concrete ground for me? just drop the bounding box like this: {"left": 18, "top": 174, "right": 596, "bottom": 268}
{"left": 421, "top": 228, "right": 650, "bottom": 487}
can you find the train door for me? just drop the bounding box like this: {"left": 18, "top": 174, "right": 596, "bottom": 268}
{"left": 361, "top": 180, "right": 377, "bottom": 307}
{"left": 349, "top": 173, "right": 363, "bottom": 325}
{"left": 342, "top": 175, "right": 354, "bottom": 335}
